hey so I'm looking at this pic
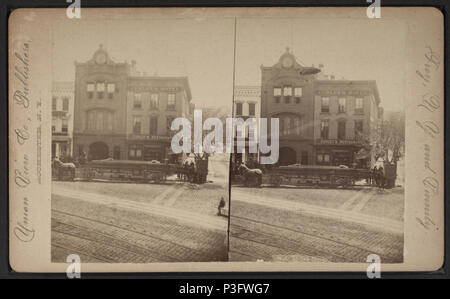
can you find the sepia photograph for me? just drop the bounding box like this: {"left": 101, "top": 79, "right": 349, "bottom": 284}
{"left": 8, "top": 7, "right": 443, "bottom": 273}
{"left": 229, "top": 18, "right": 406, "bottom": 263}
{"left": 49, "top": 17, "right": 234, "bottom": 263}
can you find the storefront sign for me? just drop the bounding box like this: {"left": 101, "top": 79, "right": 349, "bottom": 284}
{"left": 128, "top": 134, "right": 171, "bottom": 142}
{"left": 316, "top": 89, "right": 370, "bottom": 96}
{"left": 129, "top": 85, "right": 182, "bottom": 93}
{"left": 316, "top": 139, "right": 365, "bottom": 146}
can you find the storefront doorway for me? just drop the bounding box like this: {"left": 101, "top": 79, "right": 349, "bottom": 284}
{"left": 279, "top": 147, "right": 297, "bottom": 166}
{"left": 89, "top": 142, "right": 109, "bottom": 160}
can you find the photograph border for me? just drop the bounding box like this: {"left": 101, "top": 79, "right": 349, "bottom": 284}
{"left": 1, "top": 0, "right": 448, "bottom": 280}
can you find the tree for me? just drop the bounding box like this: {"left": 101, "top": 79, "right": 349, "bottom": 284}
{"left": 379, "top": 111, "right": 405, "bottom": 163}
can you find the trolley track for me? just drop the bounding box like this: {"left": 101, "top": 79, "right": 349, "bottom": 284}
{"left": 229, "top": 214, "right": 403, "bottom": 263}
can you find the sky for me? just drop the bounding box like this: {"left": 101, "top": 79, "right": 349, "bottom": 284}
{"left": 52, "top": 17, "right": 406, "bottom": 112}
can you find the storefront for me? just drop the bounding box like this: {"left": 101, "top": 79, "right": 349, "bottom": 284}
{"left": 126, "top": 135, "right": 172, "bottom": 162}
{"left": 314, "top": 139, "right": 368, "bottom": 167}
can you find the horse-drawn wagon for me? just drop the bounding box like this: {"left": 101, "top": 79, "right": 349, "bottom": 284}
{"left": 81, "top": 159, "right": 179, "bottom": 183}
{"left": 235, "top": 163, "right": 372, "bottom": 188}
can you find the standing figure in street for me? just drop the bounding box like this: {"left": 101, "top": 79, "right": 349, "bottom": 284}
{"left": 217, "top": 197, "right": 226, "bottom": 216}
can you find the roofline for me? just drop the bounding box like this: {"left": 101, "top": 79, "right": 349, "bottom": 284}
{"left": 314, "top": 80, "right": 380, "bottom": 105}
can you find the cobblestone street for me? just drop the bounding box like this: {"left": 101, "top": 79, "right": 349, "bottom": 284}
{"left": 51, "top": 157, "right": 229, "bottom": 263}
{"left": 229, "top": 185, "right": 404, "bottom": 263}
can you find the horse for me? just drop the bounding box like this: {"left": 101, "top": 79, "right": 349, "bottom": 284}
{"left": 238, "top": 163, "right": 263, "bottom": 187}
{"left": 52, "top": 158, "right": 76, "bottom": 181}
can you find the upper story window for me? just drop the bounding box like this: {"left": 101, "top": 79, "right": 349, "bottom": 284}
{"left": 294, "top": 116, "right": 302, "bottom": 135}
{"left": 149, "top": 116, "right": 158, "bottom": 136}
{"left": 87, "top": 83, "right": 95, "bottom": 99}
{"left": 273, "top": 87, "right": 281, "bottom": 103}
{"left": 52, "top": 97, "right": 57, "bottom": 110}
{"left": 167, "top": 93, "right": 176, "bottom": 110}
{"left": 133, "top": 116, "right": 142, "bottom": 134}
{"left": 355, "top": 98, "right": 364, "bottom": 114}
{"left": 338, "top": 98, "right": 346, "bottom": 113}
{"left": 355, "top": 120, "right": 364, "bottom": 140}
{"left": 248, "top": 103, "right": 256, "bottom": 116}
{"left": 321, "top": 97, "right": 330, "bottom": 113}
{"left": 320, "top": 120, "right": 329, "bottom": 139}
{"left": 283, "top": 117, "right": 291, "bottom": 135}
{"left": 133, "top": 93, "right": 142, "bottom": 109}
{"left": 86, "top": 110, "right": 113, "bottom": 132}
{"left": 62, "top": 97, "right": 69, "bottom": 111}
{"left": 107, "top": 83, "right": 115, "bottom": 99}
{"left": 166, "top": 116, "right": 175, "bottom": 131}
{"left": 283, "top": 87, "right": 292, "bottom": 103}
{"left": 62, "top": 119, "right": 68, "bottom": 133}
{"left": 236, "top": 102, "right": 243, "bottom": 116}
{"left": 150, "top": 93, "right": 159, "bottom": 110}
{"left": 337, "top": 120, "right": 346, "bottom": 140}
{"left": 96, "top": 82, "right": 105, "bottom": 99}
{"left": 294, "top": 87, "right": 302, "bottom": 104}
{"left": 52, "top": 116, "right": 56, "bottom": 132}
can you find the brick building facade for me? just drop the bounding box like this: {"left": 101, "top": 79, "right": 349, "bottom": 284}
{"left": 260, "top": 48, "right": 383, "bottom": 167}
{"left": 73, "top": 45, "right": 192, "bottom": 163}
{"left": 52, "top": 81, "right": 74, "bottom": 159}
{"left": 260, "top": 48, "right": 320, "bottom": 166}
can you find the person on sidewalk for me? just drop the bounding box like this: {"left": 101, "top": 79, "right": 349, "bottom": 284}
{"left": 217, "top": 197, "right": 226, "bottom": 216}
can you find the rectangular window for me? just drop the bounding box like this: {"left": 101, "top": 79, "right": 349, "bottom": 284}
{"left": 96, "top": 82, "right": 105, "bottom": 99}
{"left": 355, "top": 120, "right": 364, "bottom": 140}
{"left": 283, "top": 87, "right": 292, "bottom": 96}
{"left": 52, "top": 116, "right": 56, "bottom": 132}
{"left": 248, "top": 103, "right": 255, "bottom": 116}
{"left": 133, "top": 94, "right": 142, "bottom": 109}
{"left": 149, "top": 116, "right": 158, "bottom": 135}
{"left": 96, "top": 111, "right": 103, "bottom": 132}
{"left": 324, "top": 154, "right": 330, "bottom": 162}
{"left": 87, "top": 111, "right": 95, "bottom": 130}
{"left": 62, "top": 119, "right": 68, "bottom": 133}
{"left": 320, "top": 120, "right": 329, "bottom": 139}
{"left": 321, "top": 97, "right": 330, "bottom": 113}
{"left": 317, "top": 154, "right": 323, "bottom": 162}
{"left": 167, "top": 94, "right": 176, "bottom": 110}
{"left": 301, "top": 151, "right": 308, "bottom": 165}
{"left": 133, "top": 116, "right": 142, "bottom": 134}
{"left": 129, "top": 144, "right": 142, "bottom": 159}
{"left": 166, "top": 116, "right": 174, "bottom": 131}
{"left": 355, "top": 98, "right": 364, "bottom": 114}
{"left": 87, "top": 83, "right": 95, "bottom": 99}
{"left": 62, "top": 97, "right": 69, "bottom": 111}
{"left": 150, "top": 93, "right": 159, "bottom": 110}
{"left": 274, "top": 87, "right": 281, "bottom": 103}
{"left": 294, "top": 117, "right": 301, "bottom": 135}
{"left": 338, "top": 120, "right": 346, "bottom": 140}
{"left": 136, "top": 145, "right": 142, "bottom": 158}
{"left": 106, "top": 112, "right": 113, "bottom": 131}
{"left": 338, "top": 98, "right": 346, "bottom": 113}
{"left": 283, "top": 87, "right": 292, "bottom": 103}
{"left": 294, "top": 87, "right": 303, "bottom": 97}
{"left": 107, "top": 83, "right": 115, "bottom": 99}
{"left": 52, "top": 97, "right": 57, "bottom": 110}
{"left": 236, "top": 103, "right": 243, "bottom": 116}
